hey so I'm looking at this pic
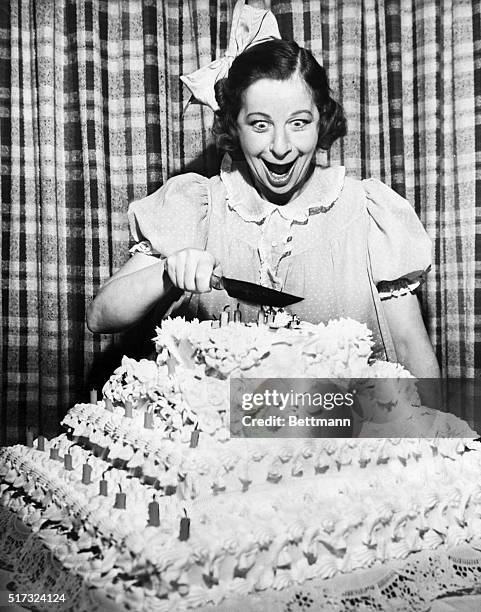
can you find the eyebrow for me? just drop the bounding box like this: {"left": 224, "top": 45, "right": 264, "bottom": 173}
{"left": 246, "top": 110, "right": 314, "bottom": 119}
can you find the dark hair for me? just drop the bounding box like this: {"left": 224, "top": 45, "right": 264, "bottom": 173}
{"left": 213, "top": 39, "right": 346, "bottom": 152}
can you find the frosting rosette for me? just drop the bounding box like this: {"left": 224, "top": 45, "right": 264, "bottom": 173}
{"left": 1, "top": 313, "right": 479, "bottom": 612}
{"left": 178, "top": 371, "right": 229, "bottom": 421}
{"left": 301, "top": 318, "right": 373, "bottom": 377}
{"left": 103, "top": 356, "right": 166, "bottom": 404}
{"left": 187, "top": 323, "right": 275, "bottom": 377}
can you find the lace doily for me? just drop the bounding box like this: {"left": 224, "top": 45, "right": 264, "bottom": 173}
{"left": 2, "top": 506, "right": 481, "bottom": 612}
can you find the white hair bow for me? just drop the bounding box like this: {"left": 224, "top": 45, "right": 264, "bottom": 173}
{"left": 180, "top": 0, "right": 281, "bottom": 112}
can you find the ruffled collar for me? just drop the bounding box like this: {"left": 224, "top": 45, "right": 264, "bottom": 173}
{"left": 220, "top": 153, "right": 345, "bottom": 223}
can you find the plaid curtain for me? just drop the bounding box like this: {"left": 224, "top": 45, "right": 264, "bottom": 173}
{"left": 1, "top": 0, "right": 479, "bottom": 445}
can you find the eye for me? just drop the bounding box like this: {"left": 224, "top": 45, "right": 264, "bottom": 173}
{"left": 291, "top": 118, "right": 310, "bottom": 129}
{"left": 250, "top": 120, "right": 270, "bottom": 132}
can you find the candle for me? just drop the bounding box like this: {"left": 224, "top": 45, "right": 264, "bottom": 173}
{"left": 167, "top": 358, "right": 177, "bottom": 375}
{"left": 50, "top": 448, "right": 59, "bottom": 461}
{"left": 64, "top": 453, "right": 73, "bottom": 470}
{"left": 90, "top": 389, "right": 98, "bottom": 404}
{"left": 37, "top": 436, "right": 45, "bottom": 451}
{"left": 104, "top": 397, "right": 114, "bottom": 411}
{"left": 220, "top": 307, "right": 230, "bottom": 327}
{"left": 233, "top": 304, "right": 242, "bottom": 323}
{"left": 114, "top": 491, "right": 126, "bottom": 509}
{"left": 144, "top": 411, "right": 154, "bottom": 429}
{"left": 179, "top": 512, "right": 190, "bottom": 541}
{"left": 26, "top": 429, "right": 34, "bottom": 447}
{"left": 99, "top": 479, "right": 108, "bottom": 496}
{"left": 257, "top": 309, "right": 265, "bottom": 326}
{"left": 82, "top": 464, "right": 92, "bottom": 485}
{"left": 148, "top": 498, "right": 160, "bottom": 527}
{"left": 124, "top": 400, "right": 133, "bottom": 418}
{"left": 138, "top": 396, "right": 150, "bottom": 411}
{"left": 189, "top": 430, "right": 200, "bottom": 448}
{"left": 289, "top": 314, "right": 300, "bottom": 328}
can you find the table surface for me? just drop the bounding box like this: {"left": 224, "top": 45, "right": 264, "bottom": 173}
{"left": 2, "top": 568, "right": 481, "bottom": 612}
{"left": 0, "top": 569, "right": 32, "bottom": 611}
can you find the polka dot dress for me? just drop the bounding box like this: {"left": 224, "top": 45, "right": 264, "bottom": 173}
{"left": 128, "top": 154, "right": 431, "bottom": 362}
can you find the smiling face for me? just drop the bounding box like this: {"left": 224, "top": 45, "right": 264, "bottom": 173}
{"left": 236, "top": 75, "right": 320, "bottom": 205}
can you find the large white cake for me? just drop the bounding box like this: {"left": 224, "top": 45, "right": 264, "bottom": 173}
{"left": 0, "top": 315, "right": 479, "bottom": 611}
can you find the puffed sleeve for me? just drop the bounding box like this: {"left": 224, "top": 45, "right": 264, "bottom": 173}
{"left": 127, "top": 173, "right": 210, "bottom": 257}
{"left": 363, "top": 178, "right": 432, "bottom": 300}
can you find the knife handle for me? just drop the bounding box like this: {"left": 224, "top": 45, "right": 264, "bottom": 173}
{"left": 165, "top": 275, "right": 221, "bottom": 302}
{"left": 150, "top": 253, "right": 222, "bottom": 293}
{"left": 210, "top": 273, "right": 224, "bottom": 291}
{"left": 165, "top": 285, "right": 184, "bottom": 302}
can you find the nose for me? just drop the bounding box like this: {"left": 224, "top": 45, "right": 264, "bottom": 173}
{"left": 270, "top": 128, "right": 292, "bottom": 159}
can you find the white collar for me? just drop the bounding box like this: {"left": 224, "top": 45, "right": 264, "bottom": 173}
{"left": 220, "top": 153, "right": 345, "bottom": 223}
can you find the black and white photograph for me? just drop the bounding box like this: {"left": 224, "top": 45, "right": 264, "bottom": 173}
{"left": 1, "top": 0, "right": 481, "bottom": 610}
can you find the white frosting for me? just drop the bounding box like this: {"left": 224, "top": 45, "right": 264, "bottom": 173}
{"left": 1, "top": 316, "right": 479, "bottom": 609}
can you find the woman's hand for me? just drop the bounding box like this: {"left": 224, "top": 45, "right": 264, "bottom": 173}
{"left": 86, "top": 248, "right": 222, "bottom": 334}
{"left": 165, "top": 248, "right": 221, "bottom": 293}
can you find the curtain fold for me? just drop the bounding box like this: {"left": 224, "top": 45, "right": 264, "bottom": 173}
{"left": 1, "top": 0, "right": 479, "bottom": 444}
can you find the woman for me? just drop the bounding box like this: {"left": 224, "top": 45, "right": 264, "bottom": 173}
{"left": 87, "top": 38, "right": 440, "bottom": 380}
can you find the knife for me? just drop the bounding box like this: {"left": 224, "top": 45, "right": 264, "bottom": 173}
{"left": 150, "top": 253, "right": 304, "bottom": 307}
{"left": 163, "top": 272, "right": 303, "bottom": 308}
{"left": 209, "top": 273, "right": 303, "bottom": 307}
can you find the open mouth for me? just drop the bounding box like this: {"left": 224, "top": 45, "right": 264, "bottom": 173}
{"left": 262, "top": 159, "right": 296, "bottom": 176}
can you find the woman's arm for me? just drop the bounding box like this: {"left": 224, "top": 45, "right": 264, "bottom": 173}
{"left": 86, "top": 248, "right": 220, "bottom": 334}
{"left": 382, "top": 292, "right": 443, "bottom": 411}
{"left": 382, "top": 292, "right": 440, "bottom": 378}
{"left": 86, "top": 253, "right": 172, "bottom": 333}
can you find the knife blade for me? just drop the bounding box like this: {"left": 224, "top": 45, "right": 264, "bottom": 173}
{"left": 210, "top": 274, "right": 303, "bottom": 307}
{"left": 157, "top": 253, "right": 304, "bottom": 308}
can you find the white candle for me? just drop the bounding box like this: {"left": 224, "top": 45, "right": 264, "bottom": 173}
{"left": 50, "top": 448, "right": 59, "bottom": 461}
{"left": 104, "top": 397, "right": 114, "bottom": 411}
{"left": 179, "top": 513, "right": 190, "bottom": 541}
{"left": 82, "top": 464, "right": 92, "bottom": 485}
{"left": 26, "top": 429, "right": 34, "bottom": 447}
{"left": 124, "top": 400, "right": 133, "bottom": 418}
{"left": 189, "top": 430, "right": 200, "bottom": 448}
{"left": 167, "top": 358, "right": 177, "bottom": 375}
{"left": 220, "top": 309, "right": 230, "bottom": 326}
{"left": 144, "top": 412, "right": 154, "bottom": 429}
{"left": 114, "top": 491, "right": 126, "bottom": 509}
{"left": 148, "top": 498, "right": 160, "bottom": 526}
{"left": 64, "top": 453, "right": 73, "bottom": 470}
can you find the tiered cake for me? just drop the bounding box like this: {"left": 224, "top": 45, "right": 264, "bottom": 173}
{"left": 0, "top": 315, "right": 479, "bottom": 611}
